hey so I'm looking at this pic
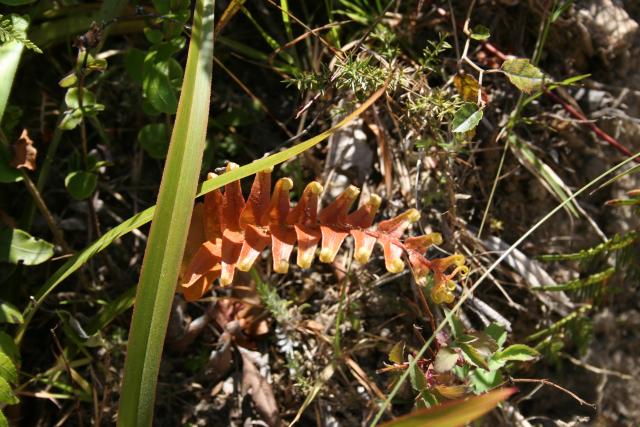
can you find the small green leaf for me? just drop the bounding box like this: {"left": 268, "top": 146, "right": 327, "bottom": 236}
{"left": 0, "top": 377, "right": 18, "bottom": 405}
{"left": 470, "top": 25, "right": 490, "bottom": 41}
{"left": 138, "top": 123, "right": 170, "bottom": 159}
{"left": 494, "top": 344, "right": 539, "bottom": 362}
{"left": 501, "top": 58, "right": 544, "bottom": 93}
{"left": 408, "top": 355, "right": 428, "bottom": 391}
{"left": 0, "top": 408, "right": 8, "bottom": 427}
{"left": 125, "top": 48, "right": 146, "bottom": 85}
{"left": 388, "top": 341, "right": 404, "bottom": 364}
{"left": 452, "top": 102, "right": 483, "bottom": 133}
{"left": 144, "top": 28, "right": 164, "bottom": 45}
{"left": 65, "top": 171, "right": 98, "bottom": 200}
{"left": 0, "top": 332, "right": 19, "bottom": 363}
{"left": 59, "top": 109, "right": 83, "bottom": 130}
{"left": 419, "top": 389, "right": 439, "bottom": 408}
{"left": 0, "top": 352, "right": 17, "bottom": 384}
{"left": 58, "top": 72, "right": 78, "bottom": 88}
{"left": 470, "top": 368, "right": 503, "bottom": 393}
{"left": 434, "top": 347, "right": 458, "bottom": 373}
{"left": 143, "top": 53, "right": 179, "bottom": 114}
{"left": 380, "top": 388, "right": 516, "bottom": 427}
{"left": 86, "top": 57, "right": 107, "bottom": 72}
{"left": 0, "top": 302, "right": 23, "bottom": 325}
{"left": 458, "top": 342, "right": 489, "bottom": 370}
{"left": 65, "top": 88, "right": 97, "bottom": 109}
{"left": 484, "top": 323, "right": 507, "bottom": 348}
{"left": 0, "top": 227, "right": 54, "bottom": 266}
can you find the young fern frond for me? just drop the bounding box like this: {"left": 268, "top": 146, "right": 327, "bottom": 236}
{"left": 0, "top": 15, "right": 42, "bottom": 53}
{"left": 180, "top": 164, "right": 468, "bottom": 303}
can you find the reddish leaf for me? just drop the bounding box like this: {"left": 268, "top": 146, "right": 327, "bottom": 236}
{"left": 11, "top": 129, "right": 37, "bottom": 171}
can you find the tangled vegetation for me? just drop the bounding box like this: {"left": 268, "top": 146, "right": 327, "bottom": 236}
{"left": 0, "top": 0, "right": 639, "bottom": 426}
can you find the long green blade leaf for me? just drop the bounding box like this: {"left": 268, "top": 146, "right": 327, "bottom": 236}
{"left": 380, "top": 388, "right": 516, "bottom": 427}
{"left": 116, "top": 0, "right": 216, "bottom": 425}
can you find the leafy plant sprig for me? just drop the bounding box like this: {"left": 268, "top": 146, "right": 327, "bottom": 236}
{"left": 0, "top": 14, "right": 41, "bottom": 53}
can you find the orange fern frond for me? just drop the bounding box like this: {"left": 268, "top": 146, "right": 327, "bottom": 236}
{"left": 180, "top": 164, "right": 468, "bottom": 303}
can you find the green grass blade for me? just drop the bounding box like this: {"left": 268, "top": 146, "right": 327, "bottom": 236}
{"left": 509, "top": 134, "right": 580, "bottom": 217}
{"left": 116, "top": 0, "right": 216, "bottom": 425}
{"left": 15, "top": 85, "right": 386, "bottom": 345}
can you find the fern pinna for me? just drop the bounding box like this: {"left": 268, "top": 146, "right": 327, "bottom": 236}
{"left": 180, "top": 163, "right": 468, "bottom": 303}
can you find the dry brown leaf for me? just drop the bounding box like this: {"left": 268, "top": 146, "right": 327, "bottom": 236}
{"left": 207, "top": 331, "right": 234, "bottom": 383}
{"left": 454, "top": 74, "right": 488, "bottom": 104}
{"left": 11, "top": 129, "right": 37, "bottom": 171}
{"left": 240, "top": 349, "right": 281, "bottom": 427}
{"left": 367, "top": 121, "right": 393, "bottom": 197}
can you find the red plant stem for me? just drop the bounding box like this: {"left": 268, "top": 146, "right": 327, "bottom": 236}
{"left": 544, "top": 89, "right": 639, "bottom": 162}
{"left": 478, "top": 40, "right": 639, "bottom": 162}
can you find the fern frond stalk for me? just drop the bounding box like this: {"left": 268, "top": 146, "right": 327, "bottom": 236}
{"left": 181, "top": 164, "right": 468, "bottom": 304}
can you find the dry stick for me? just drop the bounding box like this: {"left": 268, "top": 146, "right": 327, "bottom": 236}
{"left": 511, "top": 378, "right": 596, "bottom": 408}
{"left": 370, "top": 152, "right": 640, "bottom": 426}
{"left": 20, "top": 171, "right": 73, "bottom": 253}
{"left": 268, "top": 20, "right": 348, "bottom": 65}
{"left": 544, "top": 89, "right": 640, "bottom": 162}
{"left": 212, "top": 56, "right": 293, "bottom": 138}
{"left": 263, "top": 0, "right": 342, "bottom": 59}
{"left": 50, "top": 327, "right": 84, "bottom": 426}
{"left": 562, "top": 353, "right": 633, "bottom": 381}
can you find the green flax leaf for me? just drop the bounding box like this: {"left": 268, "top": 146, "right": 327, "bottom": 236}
{"left": 116, "top": 0, "right": 215, "bottom": 424}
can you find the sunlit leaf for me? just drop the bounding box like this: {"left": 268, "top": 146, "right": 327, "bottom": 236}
{"left": 0, "top": 352, "right": 17, "bottom": 384}
{"left": 380, "top": 388, "right": 516, "bottom": 427}
{"left": 459, "top": 342, "right": 489, "bottom": 370}
{"left": 494, "top": 344, "right": 539, "bottom": 362}
{"left": 0, "top": 377, "right": 18, "bottom": 405}
{"left": 408, "top": 355, "right": 428, "bottom": 391}
{"left": 452, "top": 102, "right": 483, "bottom": 133}
{"left": 0, "top": 226, "right": 53, "bottom": 266}
{"left": 65, "top": 87, "right": 97, "bottom": 108}
{"left": 453, "top": 74, "right": 484, "bottom": 103}
{"left": 58, "top": 72, "right": 78, "bottom": 88}
{"left": 434, "top": 347, "right": 459, "bottom": 373}
{"left": 389, "top": 341, "right": 404, "bottom": 364}
{"left": 501, "top": 58, "right": 544, "bottom": 93}
{"left": 470, "top": 25, "right": 490, "bottom": 41}
{"left": 0, "top": 301, "right": 23, "bottom": 325}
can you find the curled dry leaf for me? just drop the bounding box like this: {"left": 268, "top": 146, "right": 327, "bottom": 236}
{"left": 240, "top": 348, "right": 281, "bottom": 427}
{"left": 11, "top": 129, "right": 37, "bottom": 171}
{"left": 180, "top": 164, "right": 468, "bottom": 304}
